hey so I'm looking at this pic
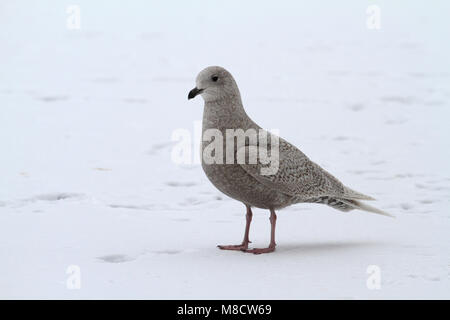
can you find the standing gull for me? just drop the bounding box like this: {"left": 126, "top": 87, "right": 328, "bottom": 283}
{"left": 188, "top": 66, "right": 392, "bottom": 254}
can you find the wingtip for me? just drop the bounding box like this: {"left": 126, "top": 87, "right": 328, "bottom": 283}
{"left": 351, "top": 200, "right": 394, "bottom": 218}
{"left": 379, "top": 210, "right": 395, "bottom": 218}
{"left": 343, "top": 186, "right": 376, "bottom": 201}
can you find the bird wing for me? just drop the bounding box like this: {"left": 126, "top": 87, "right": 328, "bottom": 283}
{"left": 237, "top": 138, "right": 374, "bottom": 201}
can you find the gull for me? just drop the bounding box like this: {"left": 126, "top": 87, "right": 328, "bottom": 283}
{"left": 188, "top": 66, "right": 392, "bottom": 254}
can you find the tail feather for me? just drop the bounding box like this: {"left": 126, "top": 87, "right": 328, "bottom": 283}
{"left": 306, "top": 196, "right": 394, "bottom": 218}
{"left": 343, "top": 186, "right": 376, "bottom": 201}
{"left": 341, "top": 199, "right": 394, "bottom": 218}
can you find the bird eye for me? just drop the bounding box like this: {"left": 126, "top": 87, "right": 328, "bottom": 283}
{"left": 211, "top": 75, "right": 219, "bottom": 82}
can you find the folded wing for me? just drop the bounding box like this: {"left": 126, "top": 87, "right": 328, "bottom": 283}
{"left": 238, "top": 140, "right": 374, "bottom": 202}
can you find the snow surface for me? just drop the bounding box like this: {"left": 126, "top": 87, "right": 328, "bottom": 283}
{"left": 1, "top": 0, "right": 449, "bottom": 299}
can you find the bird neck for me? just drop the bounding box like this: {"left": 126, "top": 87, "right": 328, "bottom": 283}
{"left": 202, "top": 96, "right": 253, "bottom": 132}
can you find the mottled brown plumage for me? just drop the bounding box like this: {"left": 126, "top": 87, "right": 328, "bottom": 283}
{"left": 188, "top": 66, "right": 391, "bottom": 254}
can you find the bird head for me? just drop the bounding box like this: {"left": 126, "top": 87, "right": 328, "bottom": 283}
{"left": 188, "top": 66, "right": 240, "bottom": 102}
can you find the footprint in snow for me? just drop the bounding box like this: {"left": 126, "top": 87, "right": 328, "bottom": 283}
{"left": 108, "top": 204, "right": 154, "bottom": 211}
{"left": 152, "top": 250, "right": 181, "bottom": 255}
{"left": 348, "top": 103, "right": 365, "bottom": 112}
{"left": 400, "top": 203, "right": 414, "bottom": 210}
{"left": 32, "top": 193, "right": 84, "bottom": 201}
{"left": 12, "top": 193, "right": 85, "bottom": 206}
{"left": 97, "top": 254, "right": 135, "bottom": 263}
{"left": 147, "top": 141, "right": 176, "bottom": 155}
{"left": 38, "top": 95, "right": 69, "bottom": 102}
{"left": 165, "top": 181, "right": 197, "bottom": 187}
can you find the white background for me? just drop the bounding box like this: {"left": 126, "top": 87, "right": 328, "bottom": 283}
{"left": 0, "top": 0, "right": 449, "bottom": 298}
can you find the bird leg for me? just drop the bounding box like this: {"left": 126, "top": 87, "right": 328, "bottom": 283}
{"left": 217, "top": 205, "right": 253, "bottom": 250}
{"left": 242, "top": 209, "right": 277, "bottom": 254}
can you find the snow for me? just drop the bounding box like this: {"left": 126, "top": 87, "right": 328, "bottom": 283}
{"left": 1, "top": 0, "right": 449, "bottom": 299}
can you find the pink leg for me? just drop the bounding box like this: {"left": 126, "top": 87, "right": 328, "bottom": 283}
{"left": 218, "top": 204, "right": 252, "bottom": 250}
{"left": 242, "top": 208, "right": 277, "bottom": 254}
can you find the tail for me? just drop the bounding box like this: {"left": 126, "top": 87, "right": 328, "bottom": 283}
{"left": 343, "top": 199, "right": 394, "bottom": 218}
{"left": 307, "top": 196, "right": 394, "bottom": 218}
